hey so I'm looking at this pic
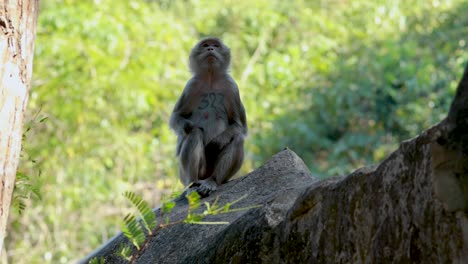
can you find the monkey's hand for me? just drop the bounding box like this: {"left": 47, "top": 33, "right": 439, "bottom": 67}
{"left": 190, "top": 179, "right": 218, "bottom": 198}
{"left": 183, "top": 120, "right": 195, "bottom": 134}
{"left": 183, "top": 120, "right": 204, "bottom": 135}
{"left": 206, "top": 131, "right": 233, "bottom": 150}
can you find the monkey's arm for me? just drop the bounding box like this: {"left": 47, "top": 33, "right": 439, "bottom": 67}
{"left": 170, "top": 81, "right": 197, "bottom": 136}
{"left": 225, "top": 81, "right": 247, "bottom": 135}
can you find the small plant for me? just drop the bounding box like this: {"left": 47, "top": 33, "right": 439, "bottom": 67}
{"left": 117, "top": 190, "right": 259, "bottom": 263}
{"left": 89, "top": 256, "right": 105, "bottom": 264}
{"left": 185, "top": 192, "right": 259, "bottom": 225}
{"left": 12, "top": 172, "right": 42, "bottom": 214}
{"left": 13, "top": 108, "right": 47, "bottom": 214}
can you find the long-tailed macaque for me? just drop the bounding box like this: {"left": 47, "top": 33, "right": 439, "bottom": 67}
{"left": 170, "top": 37, "right": 247, "bottom": 197}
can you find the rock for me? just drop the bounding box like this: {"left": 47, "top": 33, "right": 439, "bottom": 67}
{"left": 82, "top": 65, "right": 468, "bottom": 263}
{"left": 81, "top": 148, "right": 318, "bottom": 263}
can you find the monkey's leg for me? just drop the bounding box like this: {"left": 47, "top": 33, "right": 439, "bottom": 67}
{"left": 212, "top": 135, "right": 244, "bottom": 184}
{"left": 178, "top": 128, "right": 206, "bottom": 186}
{"left": 194, "top": 135, "right": 244, "bottom": 197}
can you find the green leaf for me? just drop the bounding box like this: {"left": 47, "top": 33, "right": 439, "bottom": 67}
{"left": 123, "top": 191, "right": 157, "bottom": 234}
{"left": 161, "top": 201, "right": 175, "bottom": 214}
{"left": 89, "top": 256, "right": 105, "bottom": 264}
{"left": 116, "top": 244, "right": 132, "bottom": 261}
{"left": 184, "top": 213, "right": 204, "bottom": 224}
{"left": 121, "top": 213, "right": 145, "bottom": 249}
{"left": 186, "top": 191, "right": 201, "bottom": 211}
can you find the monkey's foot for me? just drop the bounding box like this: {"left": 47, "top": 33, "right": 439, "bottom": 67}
{"left": 190, "top": 179, "right": 218, "bottom": 198}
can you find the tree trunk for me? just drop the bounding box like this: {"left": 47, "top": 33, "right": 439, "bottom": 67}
{"left": 0, "top": 0, "right": 39, "bottom": 252}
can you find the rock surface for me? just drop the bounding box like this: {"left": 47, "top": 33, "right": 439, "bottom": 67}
{"left": 81, "top": 148, "right": 317, "bottom": 263}
{"left": 82, "top": 65, "right": 467, "bottom": 263}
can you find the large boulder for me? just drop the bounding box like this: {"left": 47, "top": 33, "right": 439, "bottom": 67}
{"left": 82, "top": 65, "right": 467, "bottom": 263}
{"left": 81, "top": 147, "right": 318, "bottom": 263}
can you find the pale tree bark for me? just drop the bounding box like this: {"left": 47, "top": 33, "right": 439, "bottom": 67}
{"left": 0, "top": 0, "right": 39, "bottom": 252}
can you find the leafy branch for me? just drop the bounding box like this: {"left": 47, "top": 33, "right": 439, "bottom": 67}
{"left": 13, "top": 107, "right": 47, "bottom": 214}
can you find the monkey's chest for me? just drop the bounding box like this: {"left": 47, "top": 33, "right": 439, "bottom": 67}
{"left": 191, "top": 92, "right": 228, "bottom": 141}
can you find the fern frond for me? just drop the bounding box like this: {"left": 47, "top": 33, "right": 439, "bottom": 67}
{"left": 121, "top": 213, "right": 145, "bottom": 249}
{"left": 89, "top": 256, "right": 105, "bottom": 264}
{"left": 116, "top": 244, "right": 133, "bottom": 261}
{"left": 123, "top": 191, "right": 157, "bottom": 234}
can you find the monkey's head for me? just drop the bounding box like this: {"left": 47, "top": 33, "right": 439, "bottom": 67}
{"left": 189, "top": 37, "right": 231, "bottom": 75}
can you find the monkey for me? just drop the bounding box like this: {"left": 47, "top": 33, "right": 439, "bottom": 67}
{"left": 169, "top": 37, "right": 247, "bottom": 197}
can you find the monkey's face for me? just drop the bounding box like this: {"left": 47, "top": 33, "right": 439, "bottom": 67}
{"left": 189, "top": 38, "right": 231, "bottom": 74}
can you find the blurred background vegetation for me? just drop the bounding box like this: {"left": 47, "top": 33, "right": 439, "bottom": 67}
{"left": 3, "top": 0, "right": 467, "bottom": 263}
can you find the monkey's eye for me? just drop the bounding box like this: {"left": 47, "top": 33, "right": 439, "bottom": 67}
{"left": 214, "top": 44, "right": 220, "bottom": 48}
{"left": 202, "top": 43, "right": 209, "bottom": 47}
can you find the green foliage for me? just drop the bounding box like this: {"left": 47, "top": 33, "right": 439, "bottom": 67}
{"left": 12, "top": 109, "right": 45, "bottom": 214}
{"left": 6, "top": 0, "right": 467, "bottom": 263}
{"left": 119, "top": 191, "right": 158, "bottom": 261}
{"left": 187, "top": 190, "right": 201, "bottom": 211}
{"left": 118, "top": 190, "right": 256, "bottom": 262}
{"left": 89, "top": 256, "right": 105, "bottom": 264}
{"left": 123, "top": 191, "right": 157, "bottom": 234}
{"left": 12, "top": 172, "right": 42, "bottom": 215}
{"left": 185, "top": 193, "right": 260, "bottom": 224}
{"left": 185, "top": 191, "right": 204, "bottom": 223}
{"left": 116, "top": 245, "right": 132, "bottom": 262}
{"left": 161, "top": 200, "right": 175, "bottom": 214}
{"left": 121, "top": 214, "right": 146, "bottom": 251}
